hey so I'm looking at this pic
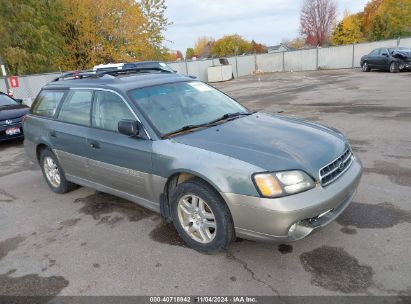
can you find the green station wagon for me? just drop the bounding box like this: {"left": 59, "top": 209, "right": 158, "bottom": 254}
{"left": 24, "top": 69, "right": 362, "bottom": 253}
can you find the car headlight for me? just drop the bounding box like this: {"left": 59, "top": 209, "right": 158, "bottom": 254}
{"left": 253, "top": 170, "right": 315, "bottom": 198}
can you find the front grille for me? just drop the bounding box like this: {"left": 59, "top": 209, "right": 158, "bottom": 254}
{"left": 0, "top": 117, "right": 21, "bottom": 127}
{"left": 319, "top": 149, "right": 353, "bottom": 186}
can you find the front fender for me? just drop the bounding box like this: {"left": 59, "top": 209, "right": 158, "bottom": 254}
{"left": 151, "top": 140, "right": 263, "bottom": 197}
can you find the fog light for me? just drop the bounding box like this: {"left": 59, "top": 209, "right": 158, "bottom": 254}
{"left": 289, "top": 223, "right": 297, "bottom": 234}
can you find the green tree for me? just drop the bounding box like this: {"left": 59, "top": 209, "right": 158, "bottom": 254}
{"left": 185, "top": 48, "right": 195, "bottom": 59}
{"left": 372, "top": 0, "right": 411, "bottom": 39}
{"left": 331, "top": 12, "right": 364, "bottom": 45}
{"left": 211, "top": 34, "right": 251, "bottom": 57}
{"left": 0, "top": 0, "right": 64, "bottom": 75}
{"left": 138, "top": 0, "right": 171, "bottom": 60}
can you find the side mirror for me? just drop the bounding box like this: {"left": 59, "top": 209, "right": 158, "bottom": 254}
{"left": 14, "top": 98, "right": 23, "bottom": 104}
{"left": 382, "top": 53, "right": 389, "bottom": 57}
{"left": 118, "top": 119, "right": 139, "bottom": 137}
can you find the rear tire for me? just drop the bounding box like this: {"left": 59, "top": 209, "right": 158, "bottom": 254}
{"left": 390, "top": 62, "right": 399, "bottom": 73}
{"left": 40, "top": 149, "right": 77, "bottom": 194}
{"left": 362, "top": 61, "right": 370, "bottom": 72}
{"left": 170, "top": 178, "right": 235, "bottom": 253}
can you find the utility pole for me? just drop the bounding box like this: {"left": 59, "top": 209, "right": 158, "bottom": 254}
{"left": 0, "top": 56, "right": 11, "bottom": 93}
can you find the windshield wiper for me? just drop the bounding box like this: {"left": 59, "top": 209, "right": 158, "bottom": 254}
{"left": 161, "top": 124, "right": 206, "bottom": 138}
{"left": 161, "top": 111, "right": 255, "bottom": 138}
{"left": 207, "top": 111, "right": 254, "bottom": 125}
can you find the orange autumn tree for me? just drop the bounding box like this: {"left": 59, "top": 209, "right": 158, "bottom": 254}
{"left": 59, "top": 0, "right": 157, "bottom": 70}
{"left": 362, "top": 0, "right": 383, "bottom": 37}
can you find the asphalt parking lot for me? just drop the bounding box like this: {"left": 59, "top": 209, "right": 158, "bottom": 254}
{"left": 1, "top": 69, "right": 411, "bottom": 298}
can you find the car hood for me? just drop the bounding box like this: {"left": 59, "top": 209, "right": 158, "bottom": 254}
{"left": 0, "top": 104, "right": 29, "bottom": 121}
{"left": 173, "top": 113, "right": 348, "bottom": 179}
{"left": 392, "top": 50, "right": 411, "bottom": 60}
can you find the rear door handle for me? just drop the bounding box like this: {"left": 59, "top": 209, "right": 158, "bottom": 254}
{"left": 50, "top": 130, "right": 56, "bottom": 138}
{"left": 89, "top": 140, "right": 100, "bottom": 149}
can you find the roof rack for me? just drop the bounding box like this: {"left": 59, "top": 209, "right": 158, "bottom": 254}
{"left": 52, "top": 67, "right": 173, "bottom": 82}
{"left": 99, "top": 67, "right": 173, "bottom": 77}
{"left": 52, "top": 70, "right": 96, "bottom": 82}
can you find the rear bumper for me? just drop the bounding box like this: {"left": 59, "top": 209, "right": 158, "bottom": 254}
{"left": 221, "top": 157, "right": 362, "bottom": 242}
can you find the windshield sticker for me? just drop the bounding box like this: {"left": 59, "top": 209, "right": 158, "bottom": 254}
{"left": 188, "top": 82, "right": 212, "bottom": 92}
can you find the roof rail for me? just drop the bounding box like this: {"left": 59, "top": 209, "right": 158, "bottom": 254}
{"left": 96, "top": 67, "right": 173, "bottom": 77}
{"left": 52, "top": 67, "right": 173, "bottom": 82}
{"left": 52, "top": 70, "right": 96, "bottom": 82}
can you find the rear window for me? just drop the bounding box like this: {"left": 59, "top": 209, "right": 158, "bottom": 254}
{"left": 31, "top": 90, "right": 66, "bottom": 118}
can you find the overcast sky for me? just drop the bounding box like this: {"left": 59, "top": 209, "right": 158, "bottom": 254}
{"left": 163, "top": 0, "right": 369, "bottom": 52}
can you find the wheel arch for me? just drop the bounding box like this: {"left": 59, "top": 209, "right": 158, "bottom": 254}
{"left": 36, "top": 143, "right": 51, "bottom": 163}
{"left": 160, "top": 170, "right": 228, "bottom": 222}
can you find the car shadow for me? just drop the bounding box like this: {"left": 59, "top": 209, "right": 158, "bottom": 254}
{"left": 0, "top": 138, "right": 24, "bottom": 150}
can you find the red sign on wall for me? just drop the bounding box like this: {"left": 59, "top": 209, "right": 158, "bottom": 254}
{"left": 9, "top": 76, "right": 19, "bottom": 88}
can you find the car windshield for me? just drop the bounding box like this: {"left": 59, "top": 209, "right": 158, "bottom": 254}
{"left": 128, "top": 81, "right": 248, "bottom": 136}
{"left": 0, "top": 94, "right": 17, "bottom": 107}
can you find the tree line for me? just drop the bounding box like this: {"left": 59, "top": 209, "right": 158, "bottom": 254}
{"left": 331, "top": 0, "right": 411, "bottom": 45}
{"left": 0, "top": 0, "right": 170, "bottom": 75}
{"left": 293, "top": 0, "right": 411, "bottom": 48}
{"left": 184, "top": 35, "right": 267, "bottom": 60}
{"left": 1, "top": 0, "right": 409, "bottom": 74}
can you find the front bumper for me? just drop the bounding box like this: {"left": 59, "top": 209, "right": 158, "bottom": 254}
{"left": 399, "top": 62, "right": 411, "bottom": 70}
{"left": 221, "top": 158, "right": 362, "bottom": 242}
{"left": 0, "top": 122, "right": 24, "bottom": 142}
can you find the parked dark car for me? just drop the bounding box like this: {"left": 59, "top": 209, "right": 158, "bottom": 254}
{"left": 0, "top": 92, "right": 29, "bottom": 142}
{"left": 361, "top": 47, "right": 411, "bottom": 73}
{"left": 24, "top": 69, "right": 362, "bottom": 253}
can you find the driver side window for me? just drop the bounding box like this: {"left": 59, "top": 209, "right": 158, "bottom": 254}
{"left": 92, "top": 91, "right": 135, "bottom": 132}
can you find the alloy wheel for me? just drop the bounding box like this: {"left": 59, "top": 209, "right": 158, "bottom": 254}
{"left": 177, "top": 194, "right": 216, "bottom": 244}
{"left": 43, "top": 156, "right": 61, "bottom": 188}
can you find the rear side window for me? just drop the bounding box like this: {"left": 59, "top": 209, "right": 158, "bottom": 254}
{"left": 57, "top": 90, "right": 93, "bottom": 126}
{"left": 379, "top": 48, "right": 388, "bottom": 55}
{"left": 31, "top": 90, "right": 66, "bottom": 118}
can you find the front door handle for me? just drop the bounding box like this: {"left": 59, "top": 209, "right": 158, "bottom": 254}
{"left": 89, "top": 141, "right": 100, "bottom": 149}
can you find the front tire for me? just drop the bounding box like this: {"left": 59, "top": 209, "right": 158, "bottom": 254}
{"left": 362, "top": 61, "right": 370, "bottom": 72}
{"left": 170, "top": 178, "right": 235, "bottom": 253}
{"left": 40, "top": 149, "right": 77, "bottom": 194}
{"left": 390, "top": 62, "right": 399, "bottom": 73}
